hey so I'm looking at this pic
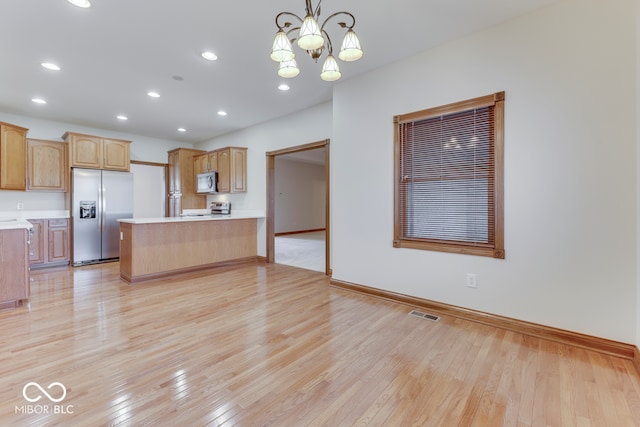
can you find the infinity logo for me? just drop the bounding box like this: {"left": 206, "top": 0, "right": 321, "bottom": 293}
{"left": 22, "top": 382, "right": 67, "bottom": 403}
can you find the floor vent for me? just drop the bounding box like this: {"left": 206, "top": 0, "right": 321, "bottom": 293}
{"left": 409, "top": 310, "right": 441, "bottom": 322}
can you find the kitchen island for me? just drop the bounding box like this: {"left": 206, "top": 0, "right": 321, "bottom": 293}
{"left": 0, "top": 219, "right": 32, "bottom": 309}
{"left": 117, "top": 213, "right": 263, "bottom": 284}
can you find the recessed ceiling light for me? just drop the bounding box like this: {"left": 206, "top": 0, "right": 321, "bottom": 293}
{"left": 147, "top": 91, "right": 160, "bottom": 98}
{"left": 178, "top": 128, "right": 186, "bottom": 132}
{"left": 278, "top": 84, "right": 290, "bottom": 91}
{"left": 41, "top": 62, "right": 61, "bottom": 71}
{"left": 201, "top": 51, "right": 218, "bottom": 61}
{"left": 67, "top": 0, "right": 91, "bottom": 8}
{"left": 117, "top": 115, "right": 128, "bottom": 121}
{"left": 217, "top": 110, "right": 227, "bottom": 116}
{"left": 32, "top": 98, "right": 47, "bottom": 104}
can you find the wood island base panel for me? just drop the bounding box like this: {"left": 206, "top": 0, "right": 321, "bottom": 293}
{"left": 119, "top": 218, "right": 257, "bottom": 283}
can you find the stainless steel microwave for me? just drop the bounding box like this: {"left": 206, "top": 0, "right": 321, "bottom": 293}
{"left": 196, "top": 172, "right": 217, "bottom": 194}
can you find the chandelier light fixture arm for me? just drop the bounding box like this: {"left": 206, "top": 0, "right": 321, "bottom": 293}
{"left": 274, "top": 12, "right": 303, "bottom": 32}
{"left": 270, "top": 0, "right": 363, "bottom": 81}
{"left": 319, "top": 11, "right": 356, "bottom": 33}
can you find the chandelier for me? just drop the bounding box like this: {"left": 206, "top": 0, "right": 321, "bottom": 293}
{"left": 270, "top": 0, "right": 363, "bottom": 82}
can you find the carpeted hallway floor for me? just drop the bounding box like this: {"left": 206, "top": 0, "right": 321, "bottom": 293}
{"left": 275, "top": 231, "right": 325, "bottom": 272}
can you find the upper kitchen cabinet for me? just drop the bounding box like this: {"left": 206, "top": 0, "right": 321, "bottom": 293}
{"left": 217, "top": 147, "right": 247, "bottom": 193}
{"left": 193, "top": 152, "right": 218, "bottom": 175}
{"left": 27, "top": 139, "right": 68, "bottom": 192}
{"left": 0, "top": 122, "right": 28, "bottom": 191}
{"left": 194, "top": 147, "right": 246, "bottom": 193}
{"left": 63, "top": 132, "right": 131, "bottom": 171}
{"left": 102, "top": 138, "right": 131, "bottom": 170}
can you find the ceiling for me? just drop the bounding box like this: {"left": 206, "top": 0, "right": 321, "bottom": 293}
{"left": 0, "top": 0, "right": 558, "bottom": 144}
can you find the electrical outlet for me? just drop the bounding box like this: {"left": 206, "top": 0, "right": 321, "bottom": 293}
{"left": 16, "top": 202, "right": 24, "bottom": 210}
{"left": 466, "top": 273, "right": 477, "bottom": 288}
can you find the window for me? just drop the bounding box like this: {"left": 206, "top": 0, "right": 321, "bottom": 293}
{"left": 394, "top": 92, "right": 505, "bottom": 259}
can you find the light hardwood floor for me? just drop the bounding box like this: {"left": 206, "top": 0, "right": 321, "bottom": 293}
{"left": 1, "top": 261, "right": 639, "bottom": 426}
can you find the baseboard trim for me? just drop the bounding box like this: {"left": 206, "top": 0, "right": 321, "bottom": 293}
{"left": 275, "top": 228, "right": 326, "bottom": 236}
{"left": 330, "top": 278, "right": 635, "bottom": 361}
{"left": 634, "top": 347, "right": 640, "bottom": 374}
{"left": 121, "top": 257, "right": 261, "bottom": 284}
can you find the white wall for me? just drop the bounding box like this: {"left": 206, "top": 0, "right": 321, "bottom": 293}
{"left": 196, "top": 102, "right": 332, "bottom": 256}
{"left": 331, "top": 0, "right": 636, "bottom": 343}
{"left": 0, "top": 112, "right": 191, "bottom": 212}
{"left": 274, "top": 158, "right": 325, "bottom": 233}
{"left": 131, "top": 163, "right": 166, "bottom": 218}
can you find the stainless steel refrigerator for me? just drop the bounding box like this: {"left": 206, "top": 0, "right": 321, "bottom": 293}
{"left": 71, "top": 168, "right": 133, "bottom": 266}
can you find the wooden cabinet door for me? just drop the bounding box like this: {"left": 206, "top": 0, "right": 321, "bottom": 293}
{"left": 193, "top": 154, "right": 209, "bottom": 175}
{"left": 168, "top": 150, "right": 181, "bottom": 194}
{"left": 69, "top": 135, "right": 102, "bottom": 168}
{"left": 168, "top": 194, "right": 182, "bottom": 217}
{"left": 179, "top": 150, "right": 195, "bottom": 200}
{"left": 208, "top": 152, "right": 218, "bottom": 172}
{"left": 103, "top": 139, "right": 130, "bottom": 171}
{"left": 28, "top": 219, "right": 45, "bottom": 265}
{"left": 0, "top": 123, "right": 27, "bottom": 190}
{"left": 0, "top": 229, "right": 29, "bottom": 305}
{"left": 48, "top": 219, "right": 69, "bottom": 263}
{"left": 214, "top": 147, "right": 246, "bottom": 193}
{"left": 27, "top": 139, "right": 68, "bottom": 191}
{"left": 28, "top": 218, "right": 70, "bottom": 267}
{"left": 217, "top": 149, "right": 230, "bottom": 193}
{"left": 230, "top": 148, "right": 247, "bottom": 193}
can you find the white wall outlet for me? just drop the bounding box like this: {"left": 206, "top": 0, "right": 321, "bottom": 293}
{"left": 16, "top": 202, "right": 24, "bottom": 210}
{"left": 120, "top": 231, "right": 124, "bottom": 241}
{"left": 466, "top": 273, "right": 477, "bottom": 288}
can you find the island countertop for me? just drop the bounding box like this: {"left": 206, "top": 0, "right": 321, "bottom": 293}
{"left": 117, "top": 211, "right": 264, "bottom": 225}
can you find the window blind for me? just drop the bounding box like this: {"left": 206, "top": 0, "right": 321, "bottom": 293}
{"left": 399, "top": 106, "right": 495, "bottom": 246}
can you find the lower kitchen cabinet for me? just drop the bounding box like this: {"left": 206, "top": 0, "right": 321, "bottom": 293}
{"left": 0, "top": 228, "right": 30, "bottom": 309}
{"left": 28, "top": 218, "right": 70, "bottom": 268}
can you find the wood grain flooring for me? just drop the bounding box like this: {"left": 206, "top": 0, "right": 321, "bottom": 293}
{"left": 1, "top": 261, "right": 639, "bottom": 426}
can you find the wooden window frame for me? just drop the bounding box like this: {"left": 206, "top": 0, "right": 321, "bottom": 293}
{"left": 393, "top": 91, "right": 505, "bottom": 259}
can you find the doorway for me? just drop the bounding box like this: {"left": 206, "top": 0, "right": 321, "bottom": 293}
{"left": 266, "top": 140, "right": 330, "bottom": 275}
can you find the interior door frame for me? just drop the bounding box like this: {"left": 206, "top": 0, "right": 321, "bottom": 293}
{"left": 266, "top": 139, "right": 330, "bottom": 275}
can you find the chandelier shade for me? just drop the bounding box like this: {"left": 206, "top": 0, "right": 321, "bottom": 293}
{"left": 278, "top": 59, "right": 301, "bottom": 78}
{"left": 270, "top": 30, "right": 295, "bottom": 62}
{"left": 298, "top": 14, "right": 324, "bottom": 50}
{"left": 320, "top": 55, "right": 341, "bottom": 81}
{"left": 270, "top": 0, "right": 363, "bottom": 81}
{"left": 338, "top": 29, "right": 363, "bottom": 62}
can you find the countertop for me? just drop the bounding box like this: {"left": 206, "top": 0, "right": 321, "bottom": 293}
{"left": 0, "top": 210, "right": 69, "bottom": 230}
{"left": 0, "top": 219, "right": 33, "bottom": 231}
{"left": 0, "top": 210, "right": 70, "bottom": 220}
{"left": 118, "top": 211, "right": 265, "bottom": 225}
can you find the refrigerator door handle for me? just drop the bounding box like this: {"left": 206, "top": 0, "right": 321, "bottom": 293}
{"left": 97, "top": 184, "right": 103, "bottom": 232}
{"left": 100, "top": 184, "right": 106, "bottom": 233}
